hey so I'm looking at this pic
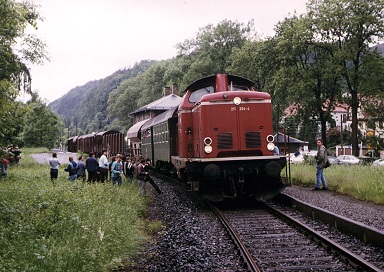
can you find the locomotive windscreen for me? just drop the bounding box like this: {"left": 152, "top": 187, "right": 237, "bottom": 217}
{"left": 189, "top": 86, "right": 214, "bottom": 103}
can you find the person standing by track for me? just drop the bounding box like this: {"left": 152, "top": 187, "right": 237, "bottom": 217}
{"left": 85, "top": 153, "right": 98, "bottom": 183}
{"left": 144, "top": 159, "right": 161, "bottom": 194}
{"left": 64, "top": 157, "right": 78, "bottom": 182}
{"left": 111, "top": 154, "right": 123, "bottom": 186}
{"left": 0, "top": 152, "right": 9, "bottom": 181}
{"left": 99, "top": 150, "right": 109, "bottom": 183}
{"left": 48, "top": 152, "right": 61, "bottom": 183}
{"left": 137, "top": 159, "right": 147, "bottom": 196}
{"left": 76, "top": 156, "right": 87, "bottom": 182}
{"left": 11, "top": 146, "right": 21, "bottom": 166}
{"left": 123, "top": 157, "right": 134, "bottom": 183}
{"left": 313, "top": 138, "right": 328, "bottom": 191}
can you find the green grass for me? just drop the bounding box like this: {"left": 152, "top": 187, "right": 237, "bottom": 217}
{"left": 2, "top": 150, "right": 382, "bottom": 270}
{"left": 289, "top": 163, "right": 384, "bottom": 205}
{"left": 0, "top": 152, "right": 159, "bottom": 272}
{"left": 19, "top": 147, "right": 51, "bottom": 155}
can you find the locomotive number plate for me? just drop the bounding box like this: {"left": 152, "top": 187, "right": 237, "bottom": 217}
{"left": 239, "top": 107, "right": 250, "bottom": 111}
{"left": 231, "top": 106, "right": 250, "bottom": 111}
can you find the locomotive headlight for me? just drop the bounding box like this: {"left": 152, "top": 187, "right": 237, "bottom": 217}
{"left": 204, "top": 145, "right": 213, "bottom": 153}
{"left": 267, "top": 142, "right": 275, "bottom": 151}
{"left": 233, "top": 97, "right": 241, "bottom": 105}
{"left": 204, "top": 137, "right": 213, "bottom": 154}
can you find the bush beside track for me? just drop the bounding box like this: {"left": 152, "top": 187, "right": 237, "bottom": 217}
{"left": 0, "top": 149, "right": 160, "bottom": 271}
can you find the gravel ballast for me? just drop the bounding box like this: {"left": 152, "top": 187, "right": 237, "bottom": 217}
{"left": 121, "top": 180, "right": 384, "bottom": 271}
{"left": 122, "top": 178, "right": 248, "bottom": 272}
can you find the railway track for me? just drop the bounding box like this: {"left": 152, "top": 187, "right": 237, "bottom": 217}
{"left": 211, "top": 199, "right": 384, "bottom": 272}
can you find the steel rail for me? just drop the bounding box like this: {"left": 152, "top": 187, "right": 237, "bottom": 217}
{"left": 264, "top": 203, "right": 383, "bottom": 272}
{"left": 276, "top": 193, "right": 384, "bottom": 249}
{"left": 209, "top": 204, "right": 262, "bottom": 272}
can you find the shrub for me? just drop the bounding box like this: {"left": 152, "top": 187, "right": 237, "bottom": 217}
{"left": 289, "top": 163, "right": 384, "bottom": 205}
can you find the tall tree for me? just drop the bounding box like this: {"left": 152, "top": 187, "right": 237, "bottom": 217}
{"left": 228, "top": 39, "right": 287, "bottom": 134}
{"left": 308, "top": 0, "right": 384, "bottom": 155}
{"left": 358, "top": 48, "right": 384, "bottom": 131}
{"left": 228, "top": 39, "right": 279, "bottom": 90}
{"left": 228, "top": 15, "right": 342, "bottom": 145}
{"left": 0, "top": 0, "right": 47, "bottom": 145}
{"left": 22, "top": 99, "right": 63, "bottom": 149}
{"left": 272, "top": 14, "right": 341, "bottom": 146}
{"left": 0, "top": 98, "right": 27, "bottom": 147}
{"left": 176, "top": 20, "right": 255, "bottom": 82}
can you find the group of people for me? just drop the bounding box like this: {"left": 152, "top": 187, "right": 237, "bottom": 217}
{"left": 0, "top": 146, "right": 22, "bottom": 180}
{"left": 4, "top": 140, "right": 328, "bottom": 194}
{"left": 48, "top": 150, "right": 161, "bottom": 195}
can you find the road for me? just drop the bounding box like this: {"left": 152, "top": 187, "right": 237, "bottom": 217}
{"left": 30, "top": 149, "right": 78, "bottom": 165}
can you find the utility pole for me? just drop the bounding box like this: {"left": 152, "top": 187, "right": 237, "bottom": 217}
{"left": 340, "top": 116, "right": 343, "bottom": 155}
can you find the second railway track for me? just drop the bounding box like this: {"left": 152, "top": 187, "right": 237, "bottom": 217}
{"left": 211, "top": 198, "right": 384, "bottom": 272}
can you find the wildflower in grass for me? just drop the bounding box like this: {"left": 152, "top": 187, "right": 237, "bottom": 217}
{"left": 98, "top": 227, "right": 104, "bottom": 241}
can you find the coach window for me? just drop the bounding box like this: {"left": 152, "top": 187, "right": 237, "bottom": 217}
{"left": 155, "top": 126, "right": 159, "bottom": 144}
{"left": 164, "top": 124, "right": 168, "bottom": 142}
{"left": 189, "top": 86, "right": 214, "bottom": 103}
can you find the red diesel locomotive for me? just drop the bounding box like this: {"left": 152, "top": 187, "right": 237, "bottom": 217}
{"left": 141, "top": 74, "right": 288, "bottom": 201}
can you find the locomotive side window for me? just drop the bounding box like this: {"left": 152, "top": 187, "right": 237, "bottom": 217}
{"left": 189, "top": 86, "right": 214, "bottom": 103}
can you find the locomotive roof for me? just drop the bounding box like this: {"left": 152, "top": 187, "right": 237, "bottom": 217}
{"left": 184, "top": 74, "right": 255, "bottom": 92}
{"left": 141, "top": 106, "right": 178, "bottom": 131}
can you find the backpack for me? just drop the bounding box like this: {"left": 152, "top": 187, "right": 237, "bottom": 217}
{"left": 324, "top": 159, "right": 331, "bottom": 168}
{"left": 71, "top": 161, "right": 78, "bottom": 174}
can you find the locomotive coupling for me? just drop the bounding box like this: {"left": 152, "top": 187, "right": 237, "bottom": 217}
{"left": 204, "top": 164, "right": 220, "bottom": 180}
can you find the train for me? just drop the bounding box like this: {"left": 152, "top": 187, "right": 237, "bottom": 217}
{"left": 67, "top": 130, "right": 126, "bottom": 156}
{"left": 68, "top": 74, "right": 289, "bottom": 201}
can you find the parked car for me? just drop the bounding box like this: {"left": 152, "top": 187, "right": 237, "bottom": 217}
{"left": 327, "top": 156, "right": 340, "bottom": 165}
{"left": 372, "top": 158, "right": 384, "bottom": 167}
{"left": 364, "top": 150, "right": 380, "bottom": 158}
{"left": 336, "top": 155, "right": 362, "bottom": 165}
{"left": 289, "top": 153, "right": 305, "bottom": 164}
{"left": 303, "top": 150, "right": 317, "bottom": 157}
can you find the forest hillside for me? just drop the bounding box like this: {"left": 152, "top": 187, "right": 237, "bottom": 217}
{"left": 49, "top": 60, "right": 155, "bottom": 134}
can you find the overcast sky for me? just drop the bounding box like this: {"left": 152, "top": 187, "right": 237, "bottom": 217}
{"left": 28, "top": 0, "right": 308, "bottom": 102}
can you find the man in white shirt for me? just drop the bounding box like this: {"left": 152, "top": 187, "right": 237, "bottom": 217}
{"left": 99, "top": 150, "right": 109, "bottom": 183}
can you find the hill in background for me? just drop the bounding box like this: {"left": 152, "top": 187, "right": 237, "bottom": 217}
{"left": 49, "top": 60, "right": 155, "bottom": 134}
